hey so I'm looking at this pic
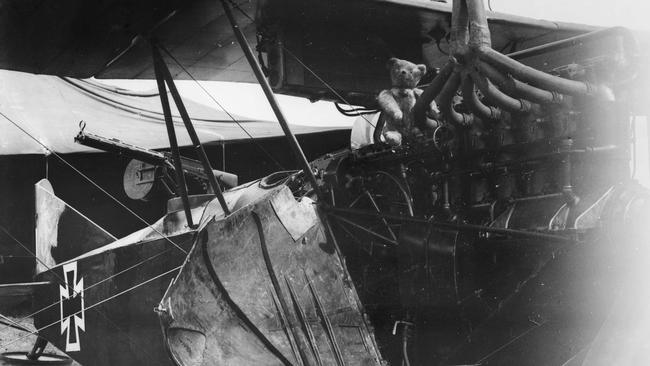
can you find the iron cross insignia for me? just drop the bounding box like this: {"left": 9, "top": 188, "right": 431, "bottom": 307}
{"left": 59, "top": 261, "right": 85, "bottom": 352}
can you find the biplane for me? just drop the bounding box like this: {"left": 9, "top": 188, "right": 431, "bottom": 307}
{"left": 0, "top": 62, "right": 352, "bottom": 284}
{"left": 1, "top": 0, "right": 649, "bottom": 365}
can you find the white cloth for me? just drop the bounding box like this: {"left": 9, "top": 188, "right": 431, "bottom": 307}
{"left": 350, "top": 112, "right": 381, "bottom": 149}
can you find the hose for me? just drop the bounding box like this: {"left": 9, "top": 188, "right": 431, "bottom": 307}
{"left": 461, "top": 73, "right": 501, "bottom": 120}
{"left": 413, "top": 62, "right": 455, "bottom": 129}
{"left": 471, "top": 71, "right": 534, "bottom": 113}
{"left": 437, "top": 69, "right": 474, "bottom": 126}
{"left": 479, "top": 47, "right": 615, "bottom": 101}
{"left": 476, "top": 61, "right": 564, "bottom": 104}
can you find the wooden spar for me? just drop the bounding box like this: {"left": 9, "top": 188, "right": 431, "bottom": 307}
{"left": 217, "top": 0, "right": 324, "bottom": 201}
{"left": 152, "top": 47, "right": 195, "bottom": 228}
{"left": 152, "top": 43, "right": 231, "bottom": 216}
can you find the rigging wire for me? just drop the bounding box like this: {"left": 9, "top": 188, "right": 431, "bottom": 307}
{"left": 225, "top": 0, "right": 378, "bottom": 130}
{"left": 0, "top": 110, "right": 188, "bottom": 255}
{"left": 281, "top": 47, "right": 377, "bottom": 129}
{"left": 1, "top": 0, "right": 379, "bottom": 350}
{"left": 157, "top": 45, "right": 287, "bottom": 172}
{"left": 1, "top": 5, "right": 288, "bottom": 345}
{"left": 0, "top": 225, "right": 73, "bottom": 289}
{"left": 0, "top": 224, "right": 166, "bottom": 360}
{"left": 0, "top": 265, "right": 183, "bottom": 351}
{"left": 1, "top": 0, "right": 431, "bottom": 350}
{"left": 0, "top": 239, "right": 175, "bottom": 337}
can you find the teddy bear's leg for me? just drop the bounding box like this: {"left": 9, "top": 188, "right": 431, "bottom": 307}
{"left": 383, "top": 130, "right": 403, "bottom": 146}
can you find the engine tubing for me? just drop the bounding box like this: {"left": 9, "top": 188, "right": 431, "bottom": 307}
{"left": 478, "top": 47, "right": 613, "bottom": 100}
{"left": 437, "top": 69, "right": 474, "bottom": 126}
{"left": 476, "top": 61, "right": 563, "bottom": 104}
{"left": 466, "top": 0, "right": 492, "bottom": 50}
{"left": 471, "top": 71, "right": 533, "bottom": 113}
{"left": 451, "top": 0, "right": 470, "bottom": 57}
{"left": 414, "top": 62, "right": 454, "bottom": 129}
{"left": 461, "top": 74, "right": 501, "bottom": 121}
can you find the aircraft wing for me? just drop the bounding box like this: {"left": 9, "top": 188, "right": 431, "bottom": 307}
{"left": 0, "top": 70, "right": 345, "bottom": 155}
{"left": 1, "top": 0, "right": 646, "bottom": 117}
{"left": 256, "top": 0, "right": 599, "bottom": 105}
{"left": 0, "top": 0, "right": 594, "bottom": 84}
{"left": 0, "top": 0, "right": 260, "bottom": 82}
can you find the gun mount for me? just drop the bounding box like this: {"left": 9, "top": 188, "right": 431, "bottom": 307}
{"left": 75, "top": 130, "right": 238, "bottom": 201}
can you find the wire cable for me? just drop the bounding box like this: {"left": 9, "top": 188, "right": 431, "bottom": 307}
{"left": 157, "top": 45, "right": 287, "bottom": 172}
{"left": 0, "top": 224, "right": 169, "bottom": 361}
{"left": 281, "top": 47, "right": 377, "bottom": 129}
{"left": 225, "top": 0, "right": 377, "bottom": 130}
{"left": 0, "top": 265, "right": 182, "bottom": 350}
{"left": 0, "top": 242, "right": 175, "bottom": 337}
{"left": 0, "top": 110, "right": 188, "bottom": 255}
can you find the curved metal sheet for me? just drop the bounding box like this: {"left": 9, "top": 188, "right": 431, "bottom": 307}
{"left": 159, "top": 186, "right": 382, "bottom": 365}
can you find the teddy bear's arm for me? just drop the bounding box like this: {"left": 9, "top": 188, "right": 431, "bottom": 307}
{"left": 377, "top": 89, "right": 403, "bottom": 121}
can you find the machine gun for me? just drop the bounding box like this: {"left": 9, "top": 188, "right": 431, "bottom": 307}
{"left": 75, "top": 129, "right": 238, "bottom": 201}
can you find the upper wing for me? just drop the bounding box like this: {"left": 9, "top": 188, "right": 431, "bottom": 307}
{"left": 0, "top": 70, "right": 346, "bottom": 154}
{"left": 0, "top": 0, "right": 593, "bottom": 83}
{"left": 0, "top": 0, "right": 259, "bottom": 82}
{"left": 256, "top": 0, "right": 598, "bottom": 105}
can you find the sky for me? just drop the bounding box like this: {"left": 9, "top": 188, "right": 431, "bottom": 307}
{"left": 487, "top": 0, "right": 650, "bottom": 31}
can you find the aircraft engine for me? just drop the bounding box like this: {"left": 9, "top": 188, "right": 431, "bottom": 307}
{"left": 313, "top": 1, "right": 645, "bottom": 362}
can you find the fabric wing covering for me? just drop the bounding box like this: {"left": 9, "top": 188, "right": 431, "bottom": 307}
{"left": 0, "top": 70, "right": 345, "bottom": 155}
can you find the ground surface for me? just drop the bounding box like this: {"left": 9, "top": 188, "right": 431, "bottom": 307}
{"left": 0, "top": 315, "right": 79, "bottom": 366}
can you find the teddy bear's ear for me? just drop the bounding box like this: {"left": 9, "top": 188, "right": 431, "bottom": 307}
{"left": 386, "top": 57, "right": 399, "bottom": 70}
{"left": 417, "top": 64, "right": 427, "bottom": 75}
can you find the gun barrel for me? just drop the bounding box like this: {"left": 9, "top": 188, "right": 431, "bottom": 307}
{"left": 75, "top": 131, "right": 169, "bottom": 167}
{"left": 75, "top": 130, "right": 239, "bottom": 189}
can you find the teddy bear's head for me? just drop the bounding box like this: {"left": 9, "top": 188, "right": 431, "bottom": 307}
{"left": 387, "top": 57, "right": 426, "bottom": 89}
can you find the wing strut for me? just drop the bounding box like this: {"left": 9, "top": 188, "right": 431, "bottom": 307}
{"left": 151, "top": 43, "right": 231, "bottom": 224}
{"left": 218, "top": 0, "right": 323, "bottom": 201}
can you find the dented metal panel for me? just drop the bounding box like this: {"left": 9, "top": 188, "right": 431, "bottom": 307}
{"left": 158, "top": 186, "right": 382, "bottom": 365}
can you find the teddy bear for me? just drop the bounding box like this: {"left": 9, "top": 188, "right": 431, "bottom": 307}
{"left": 377, "top": 57, "right": 439, "bottom": 146}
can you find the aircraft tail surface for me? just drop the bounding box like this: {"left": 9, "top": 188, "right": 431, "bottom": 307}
{"left": 34, "top": 179, "right": 116, "bottom": 274}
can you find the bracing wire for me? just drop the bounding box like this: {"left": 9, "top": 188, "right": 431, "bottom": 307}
{"left": 0, "top": 109, "right": 194, "bottom": 358}
{"left": 0, "top": 265, "right": 182, "bottom": 350}
{"left": 0, "top": 225, "right": 73, "bottom": 289}
{"left": 0, "top": 110, "right": 188, "bottom": 255}
{"left": 225, "top": 0, "right": 378, "bottom": 130}
{"left": 281, "top": 47, "right": 377, "bottom": 129}
{"left": 0, "top": 225, "right": 175, "bottom": 337}
{"left": 3, "top": 0, "right": 389, "bottom": 351}
{"left": 156, "top": 45, "right": 287, "bottom": 172}
{"left": 0, "top": 224, "right": 171, "bottom": 360}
